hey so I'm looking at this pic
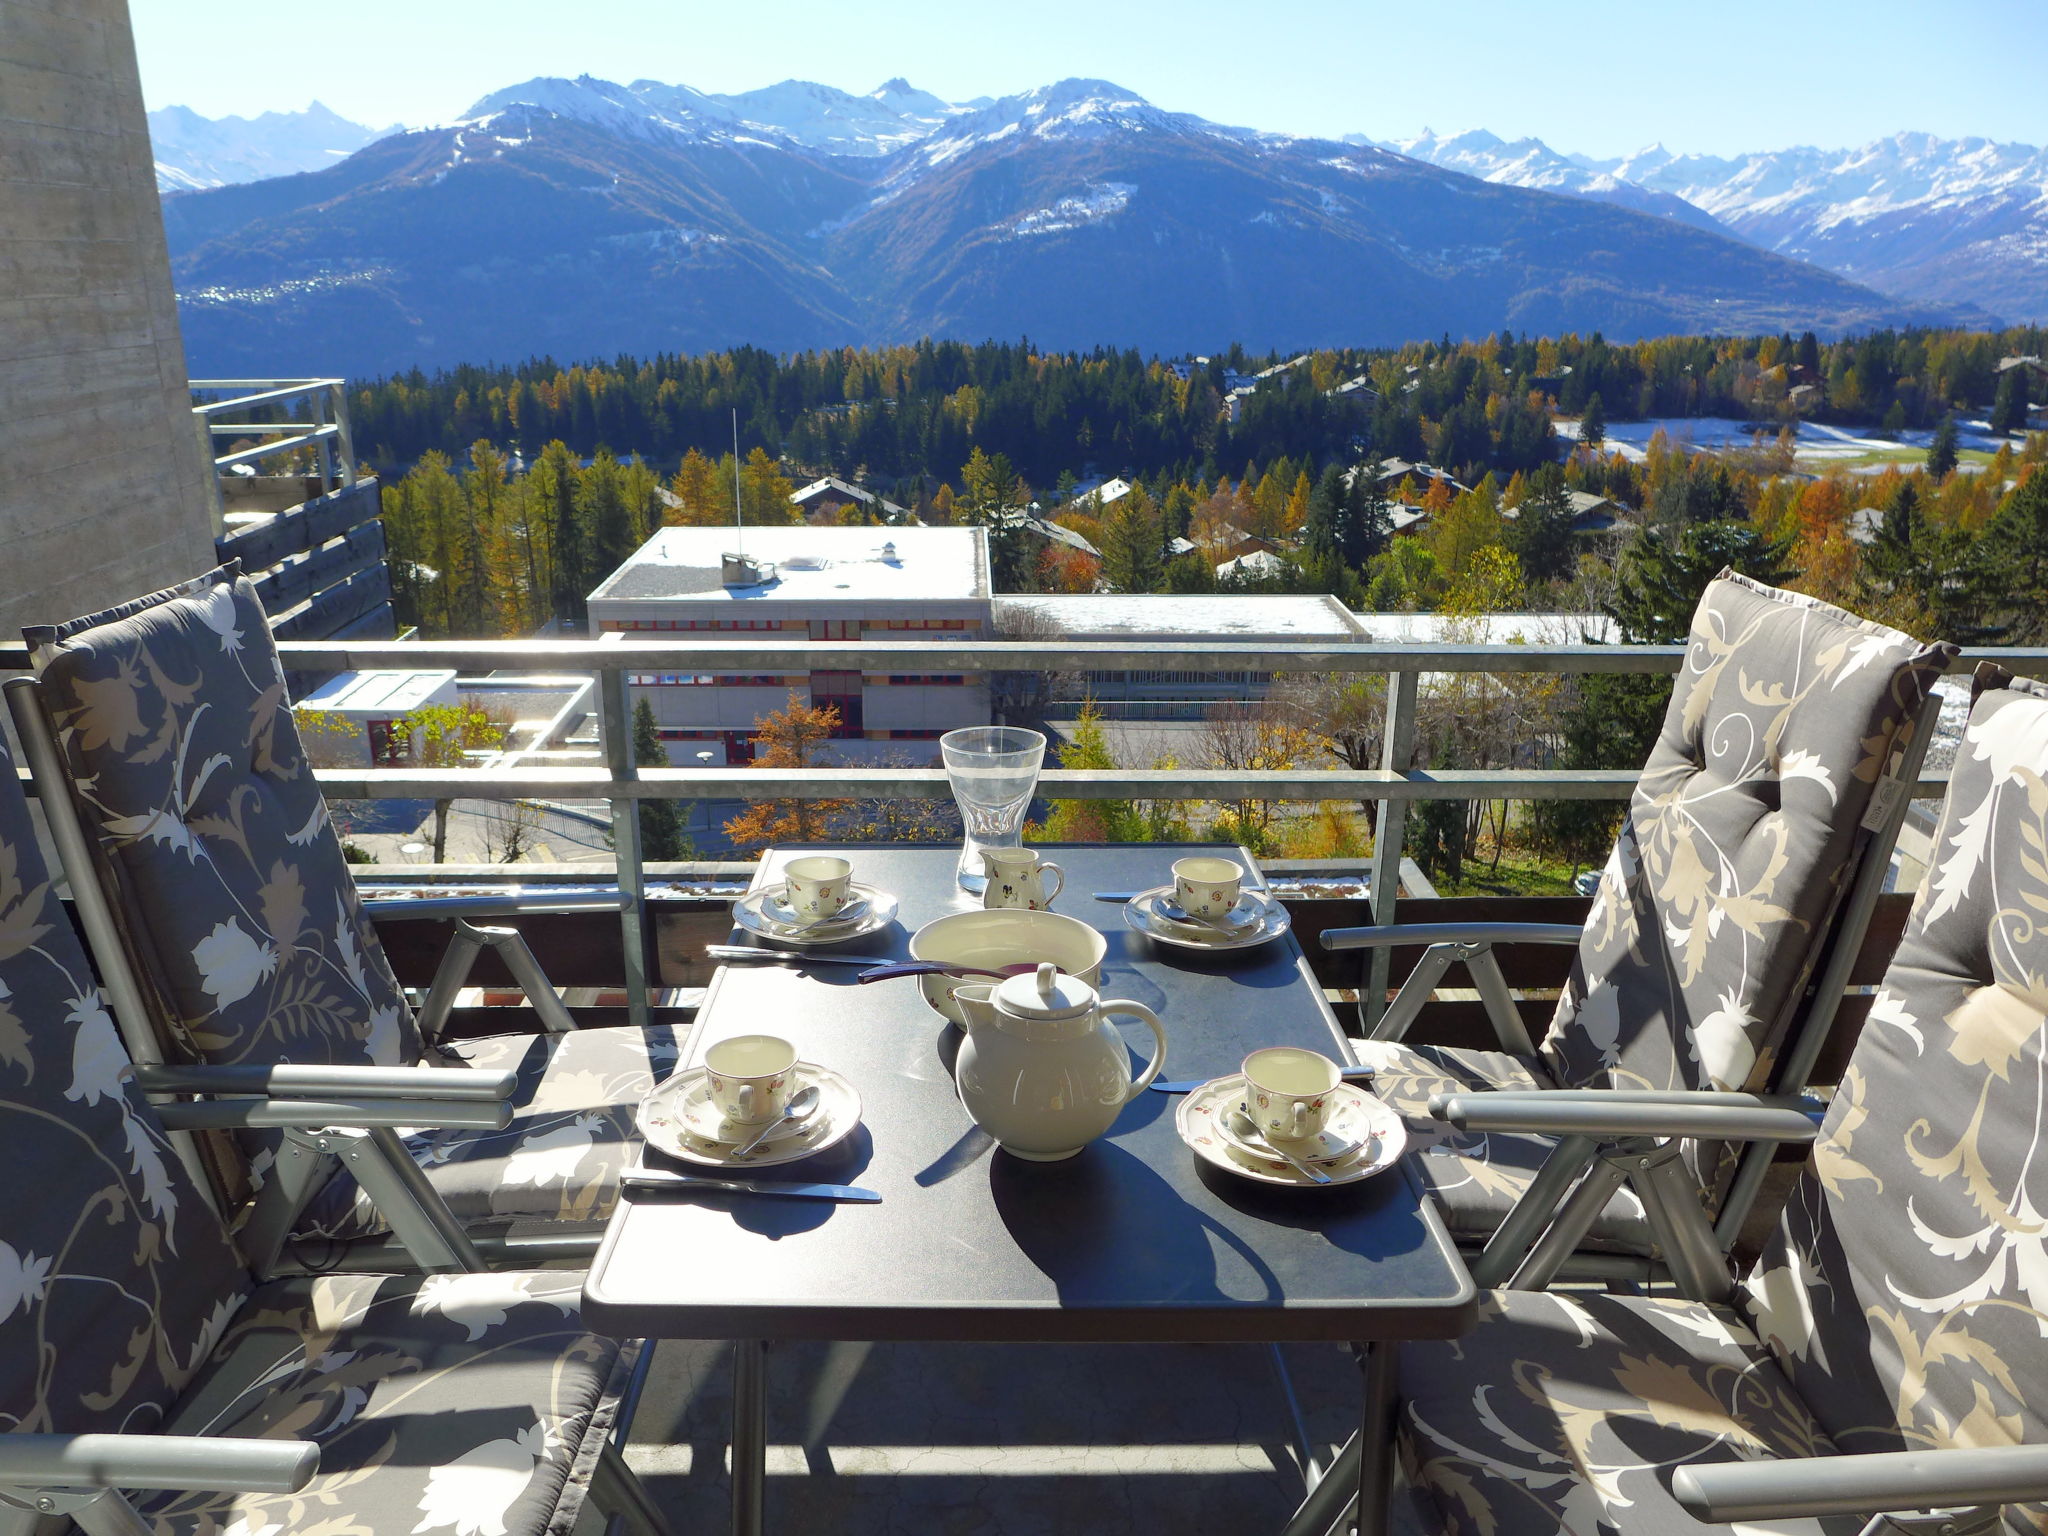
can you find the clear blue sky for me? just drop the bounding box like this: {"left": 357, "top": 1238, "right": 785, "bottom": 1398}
{"left": 130, "top": 0, "right": 2048, "bottom": 159}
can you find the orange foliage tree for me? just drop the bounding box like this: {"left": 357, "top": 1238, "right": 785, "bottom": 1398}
{"left": 722, "top": 693, "right": 851, "bottom": 854}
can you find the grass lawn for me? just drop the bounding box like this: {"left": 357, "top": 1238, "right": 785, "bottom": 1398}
{"left": 1424, "top": 846, "right": 1597, "bottom": 899}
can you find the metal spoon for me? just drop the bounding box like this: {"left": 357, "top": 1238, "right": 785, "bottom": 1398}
{"left": 727, "top": 1084, "right": 823, "bottom": 1159}
{"left": 1225, "top": 1106, "right": 1333, "bottom": 1185}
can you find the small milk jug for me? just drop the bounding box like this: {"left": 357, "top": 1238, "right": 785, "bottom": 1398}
{"left": 953, "top": 962, "right": 1167, "bottom": 1160}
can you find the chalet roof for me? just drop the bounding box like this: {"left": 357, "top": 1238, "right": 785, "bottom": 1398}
{"left": 790, "top": 476, "right": 909, "bottom": 518}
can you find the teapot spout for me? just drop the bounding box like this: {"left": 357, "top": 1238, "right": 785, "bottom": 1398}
{"left": 952, "top": 981, "right": 999, "bottom": 1032}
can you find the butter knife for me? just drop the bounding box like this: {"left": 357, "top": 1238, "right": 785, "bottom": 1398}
{"left": 705, "top": 945, "right": 899, "bottom": 967}
{"left": 622, "top": 1169, "right": 881, "bottom": 1203}
{"left": 1149, "top": 1066, "right": 1376, "bottom": 1094}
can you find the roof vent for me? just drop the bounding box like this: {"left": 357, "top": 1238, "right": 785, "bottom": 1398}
{"left": 722, "top": 552, "right": 776, "bottom": 587}
{"left": 880, "top": 540, "right": 899, "bottom": 563}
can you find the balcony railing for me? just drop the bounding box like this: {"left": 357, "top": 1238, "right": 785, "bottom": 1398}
{"left": 191, "top": 378, "right": 357, "bottom": 496}
{"left": 6, "top": 632, "right": 2036, "bottom": 1037}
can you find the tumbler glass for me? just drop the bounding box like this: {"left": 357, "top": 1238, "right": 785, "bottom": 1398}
{"left": 940, "top": 726, "right": 1047, "bottom": 893}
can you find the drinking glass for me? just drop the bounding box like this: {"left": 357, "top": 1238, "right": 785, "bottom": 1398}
{"left": 940, "top": 726, "right": 1047, "bottom": 893}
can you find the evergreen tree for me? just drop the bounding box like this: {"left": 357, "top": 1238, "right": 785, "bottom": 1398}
{"left": 1346, "top": 467, "right": 1392, "bottom": 566}
{"left": 533, "top": 441, "right": 584, "bottom": 629}
{"left": 1927, "top": 415, "right": 1960, "bottom": 479}
{"left": 632, "top": 699, "right": 692, "bottom": 862}
{"left": 1098, "top": 486, "right": 1167, "bottom": 593}
{"left": 1991, "top": 368, "right": 2030, "bottom": 439}
{"left": 1303, "top": 465, "right": 1350, "bottom": 567}
{"left": 1578, "top": 392, "right": 1606, "bottom": 450}
{"left": 578, "top": 449, "right": 635, "bottom": 585}
{"left": 961, "top": 448, "right": 1031, "bottom": 590}
{"left": 1507, "top": 464, "right": 1578, "bottom": 586}
{"left": 1609, "top": 521, "right": 1797, "bottom": 643}
{"left": 1964, "top": 470, "right": 2048, "bottom": 643}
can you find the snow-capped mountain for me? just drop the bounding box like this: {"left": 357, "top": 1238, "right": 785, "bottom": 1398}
{"left": 161, "top": 75, "right": 1958, "bottom": 379}
{"left": 1390, "top": 128, "right": 2048, "bottom": 321}
{"left": 148, "top": 101, "right": 389, "bottom": 191}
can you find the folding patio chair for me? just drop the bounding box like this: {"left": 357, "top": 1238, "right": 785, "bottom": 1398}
{"left": 8, "top": 563, "right": 679, "bottom": 1271}
{"left": 1299, "top": 662, "right": 2048, "bottom": 1536}
{"left": 1322, "top": 572, "right": 1954, "bottom": 1284}
{"left": 0, "top": 727, "right": 670, "bottom": 1536}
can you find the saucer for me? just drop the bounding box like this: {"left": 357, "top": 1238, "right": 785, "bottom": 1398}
{"left": 1125, "top": 887, "right": 1288, "bottom": 951}
{"left": 1157, "top": 892, "right": 1262, "bottom": 931}
{"left": 732, "top": 883, "right": 898, "bottom": 947}
{"left": 760, "top": 885, "right": 872, "bottom": 929}
{"left": 637, "top": 1062, "right": 862, "bottom": 1169}
{"left": 1174, "top": 1074, "right": 1404, "bottom": 1187}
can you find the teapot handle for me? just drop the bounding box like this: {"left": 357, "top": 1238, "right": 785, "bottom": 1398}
{"left": 1101, "top": 1000, "right": 1167, "bottom": 1101}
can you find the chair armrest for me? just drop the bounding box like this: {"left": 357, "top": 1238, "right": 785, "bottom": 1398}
{"left": 155, "top": 1097, "right": 514, "bottom": 1132}
{"left": 1428, "top": 1092, "right": 1822, "bottom": 1142}
{"left": 361, "top": 891, "right": 621, "bottom": 921}
{"left": 1320, "top": 922, "right": 1583, "bottom": 952}
{"left": 135, "top": 1061, "right": 517, "bottom": 1103}
{"left": 0, "top": 1433, "right": 317, "bottom": 1494}
{"left": 1673, "top": 1445, "right": 2048, "bottom": 1522}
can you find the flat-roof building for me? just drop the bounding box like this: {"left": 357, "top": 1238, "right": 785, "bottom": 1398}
{"left": 995, "top": 593, "right": 1363, "bottom": 721}
{"left": 587, "top": 525, "right": 994, "bottom": 764}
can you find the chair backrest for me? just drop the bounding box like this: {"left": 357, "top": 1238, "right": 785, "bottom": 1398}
{"left": 0, "top": 732, "right": 250, "bottom": 1437}
{"left": 1540, "top": 573, "right": 1950, "bottom": 1207}
{"left": 25, "top": 565, "right": 420, "bottom": 1079}
{"left": 1740, "top": 667, "right": 2048, "bottom": 1504}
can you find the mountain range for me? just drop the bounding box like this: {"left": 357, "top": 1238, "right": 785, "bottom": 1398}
{"left": 148, "top": 101, "right": 391, "bottom": 191}
{"left": 153, "top": 77, "right": 2017, "bottom": 380}
{"left": 1386, "top": 128, "right": 2048, "bottom": 327}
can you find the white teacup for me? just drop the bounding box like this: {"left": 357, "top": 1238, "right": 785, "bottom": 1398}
{"left": 782, "top": 855, "right": 853, "bottom": 926}
{"left": 1241, "top": 1046, "right": 1340, "bottom": 1142}
{"left": 1173, "top": 856, "right": 1244, "bottom": 919}
{"left": 981, "top": 848, "right": 1064, "bottom": 911}
{"left": 703, "top": 1034, "right": 798, "bottom": 1125}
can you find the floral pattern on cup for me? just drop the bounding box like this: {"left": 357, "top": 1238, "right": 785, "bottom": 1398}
{"left": 782, "top": 855, "right": 853, "bottom": 927}
{"left": 703, "top": 1034, "right": 797, "bottom": 1125}
{"left": 1172, "top": 856, "right": 1244, "bottom": 919}
{"left": 1241, "top": 1046, "right": 1341, "bottom": 1142}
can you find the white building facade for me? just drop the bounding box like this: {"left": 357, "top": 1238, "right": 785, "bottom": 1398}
{"left": 587, "top": 526, "right": 994, "bottom": 765}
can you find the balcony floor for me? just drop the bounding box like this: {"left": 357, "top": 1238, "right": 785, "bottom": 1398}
{"left": 616, "top": 1337, "right": 1430, "bottom": 1534}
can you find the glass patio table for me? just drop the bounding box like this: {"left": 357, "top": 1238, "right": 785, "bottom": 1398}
{"left": 581, "top": 844, "right": 1477, "bottom": 1536}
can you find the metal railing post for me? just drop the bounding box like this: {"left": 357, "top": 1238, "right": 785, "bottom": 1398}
{"left": 312, "top": 384, "right": 336, "bottom": 492}
{"left": 599, "top": 665, "right": 651, "bottom": 1032}
{"left": 329, "top": 379, "right": 358, "bottom": 487}
{"left": 1363, "top": 670, "right": 1419, "bottom": 1032}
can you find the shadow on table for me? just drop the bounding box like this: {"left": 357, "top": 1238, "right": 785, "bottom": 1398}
{"left": 637, "top": 1126, "right": 877, "bottom": 1240}
{"left": 988, "top": 1141, "right": 1285, "bottom": 1307}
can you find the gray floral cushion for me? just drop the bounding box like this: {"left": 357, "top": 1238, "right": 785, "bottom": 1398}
{"left": 140, "top": 1272, "right": 627, "bottom": 1536}
{"left": 1394, "top": 667, "right": 2048, "bottom": 1536}
{"left": 1355, "top": 1040, "right": 1650, "bottom": 1251}
{"left": 298, "top": 1023, "right": 682, "bottom": 1240}
{"left": 27, "top": 567, "right": 420, "bottom": 1076}
{"left": 1738, "top": 671, "right": 2048, "bottom": 1498}
{"left": 1541, "top": 573, "right": 1950, "bottom": 1213}
{"left": 1399, "top": 1289, "right": 1843, "bottom": 1536}
{"left": 0, "top": 733, "right": 251, "bottom": 1439}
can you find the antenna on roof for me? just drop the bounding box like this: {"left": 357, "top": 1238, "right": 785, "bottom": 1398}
{"left": 731, "top": 408, "right": 743, "bottom": 556}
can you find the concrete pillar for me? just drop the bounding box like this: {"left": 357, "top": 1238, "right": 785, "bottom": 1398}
{"left": 0, "top": 0, "right": 218, "bottom": 640}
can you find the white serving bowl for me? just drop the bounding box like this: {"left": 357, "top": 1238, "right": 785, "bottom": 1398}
{"left": 908, "top": 908, "right": 1106, "bottom": 1025}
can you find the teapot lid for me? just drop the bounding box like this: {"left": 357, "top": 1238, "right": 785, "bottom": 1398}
{"left": 993, "top": 961, "right": 1095, "bottom": 1020}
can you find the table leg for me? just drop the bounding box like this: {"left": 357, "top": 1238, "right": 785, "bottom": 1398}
{"left": 731, "top": 1339, "right": 768, "bottom": 1536}
{"left": 1274, "top": 1341, "right": 1397, "bottom": 1536}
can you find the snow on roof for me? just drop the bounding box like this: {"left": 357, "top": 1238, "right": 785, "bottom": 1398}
{"left": 996, "top": 593, "right": 1363, "bottom": 640}
{"left": 1350, "top": 610, "right": 1618, "bottom": 645}
{"left": 588, "top": 525, "right": 988, "bottom": 604}
{"left": 1216, "top": 549, "right": 1290, "bottom": 578}
{"left": 790, "top": 475, "right": 908, "bottom": 517}
{"left": 1024, "top": 517, "right": 1102, "bottom": 557}
{"left": 298, "top": 668, "right": 458, "bottom": 716}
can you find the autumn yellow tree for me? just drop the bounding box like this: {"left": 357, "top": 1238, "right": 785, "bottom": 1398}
{"left": 722, "top": 693, "right": 851, "bottom": 853}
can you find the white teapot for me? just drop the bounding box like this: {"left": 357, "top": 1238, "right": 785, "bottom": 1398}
{"left": 953, "top": 962, "right": 1167, "bottom": 1161}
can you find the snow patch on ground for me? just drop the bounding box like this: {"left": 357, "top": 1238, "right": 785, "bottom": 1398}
{"left": 1009, "top": 182, "right": 1136, "bottom": 237}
